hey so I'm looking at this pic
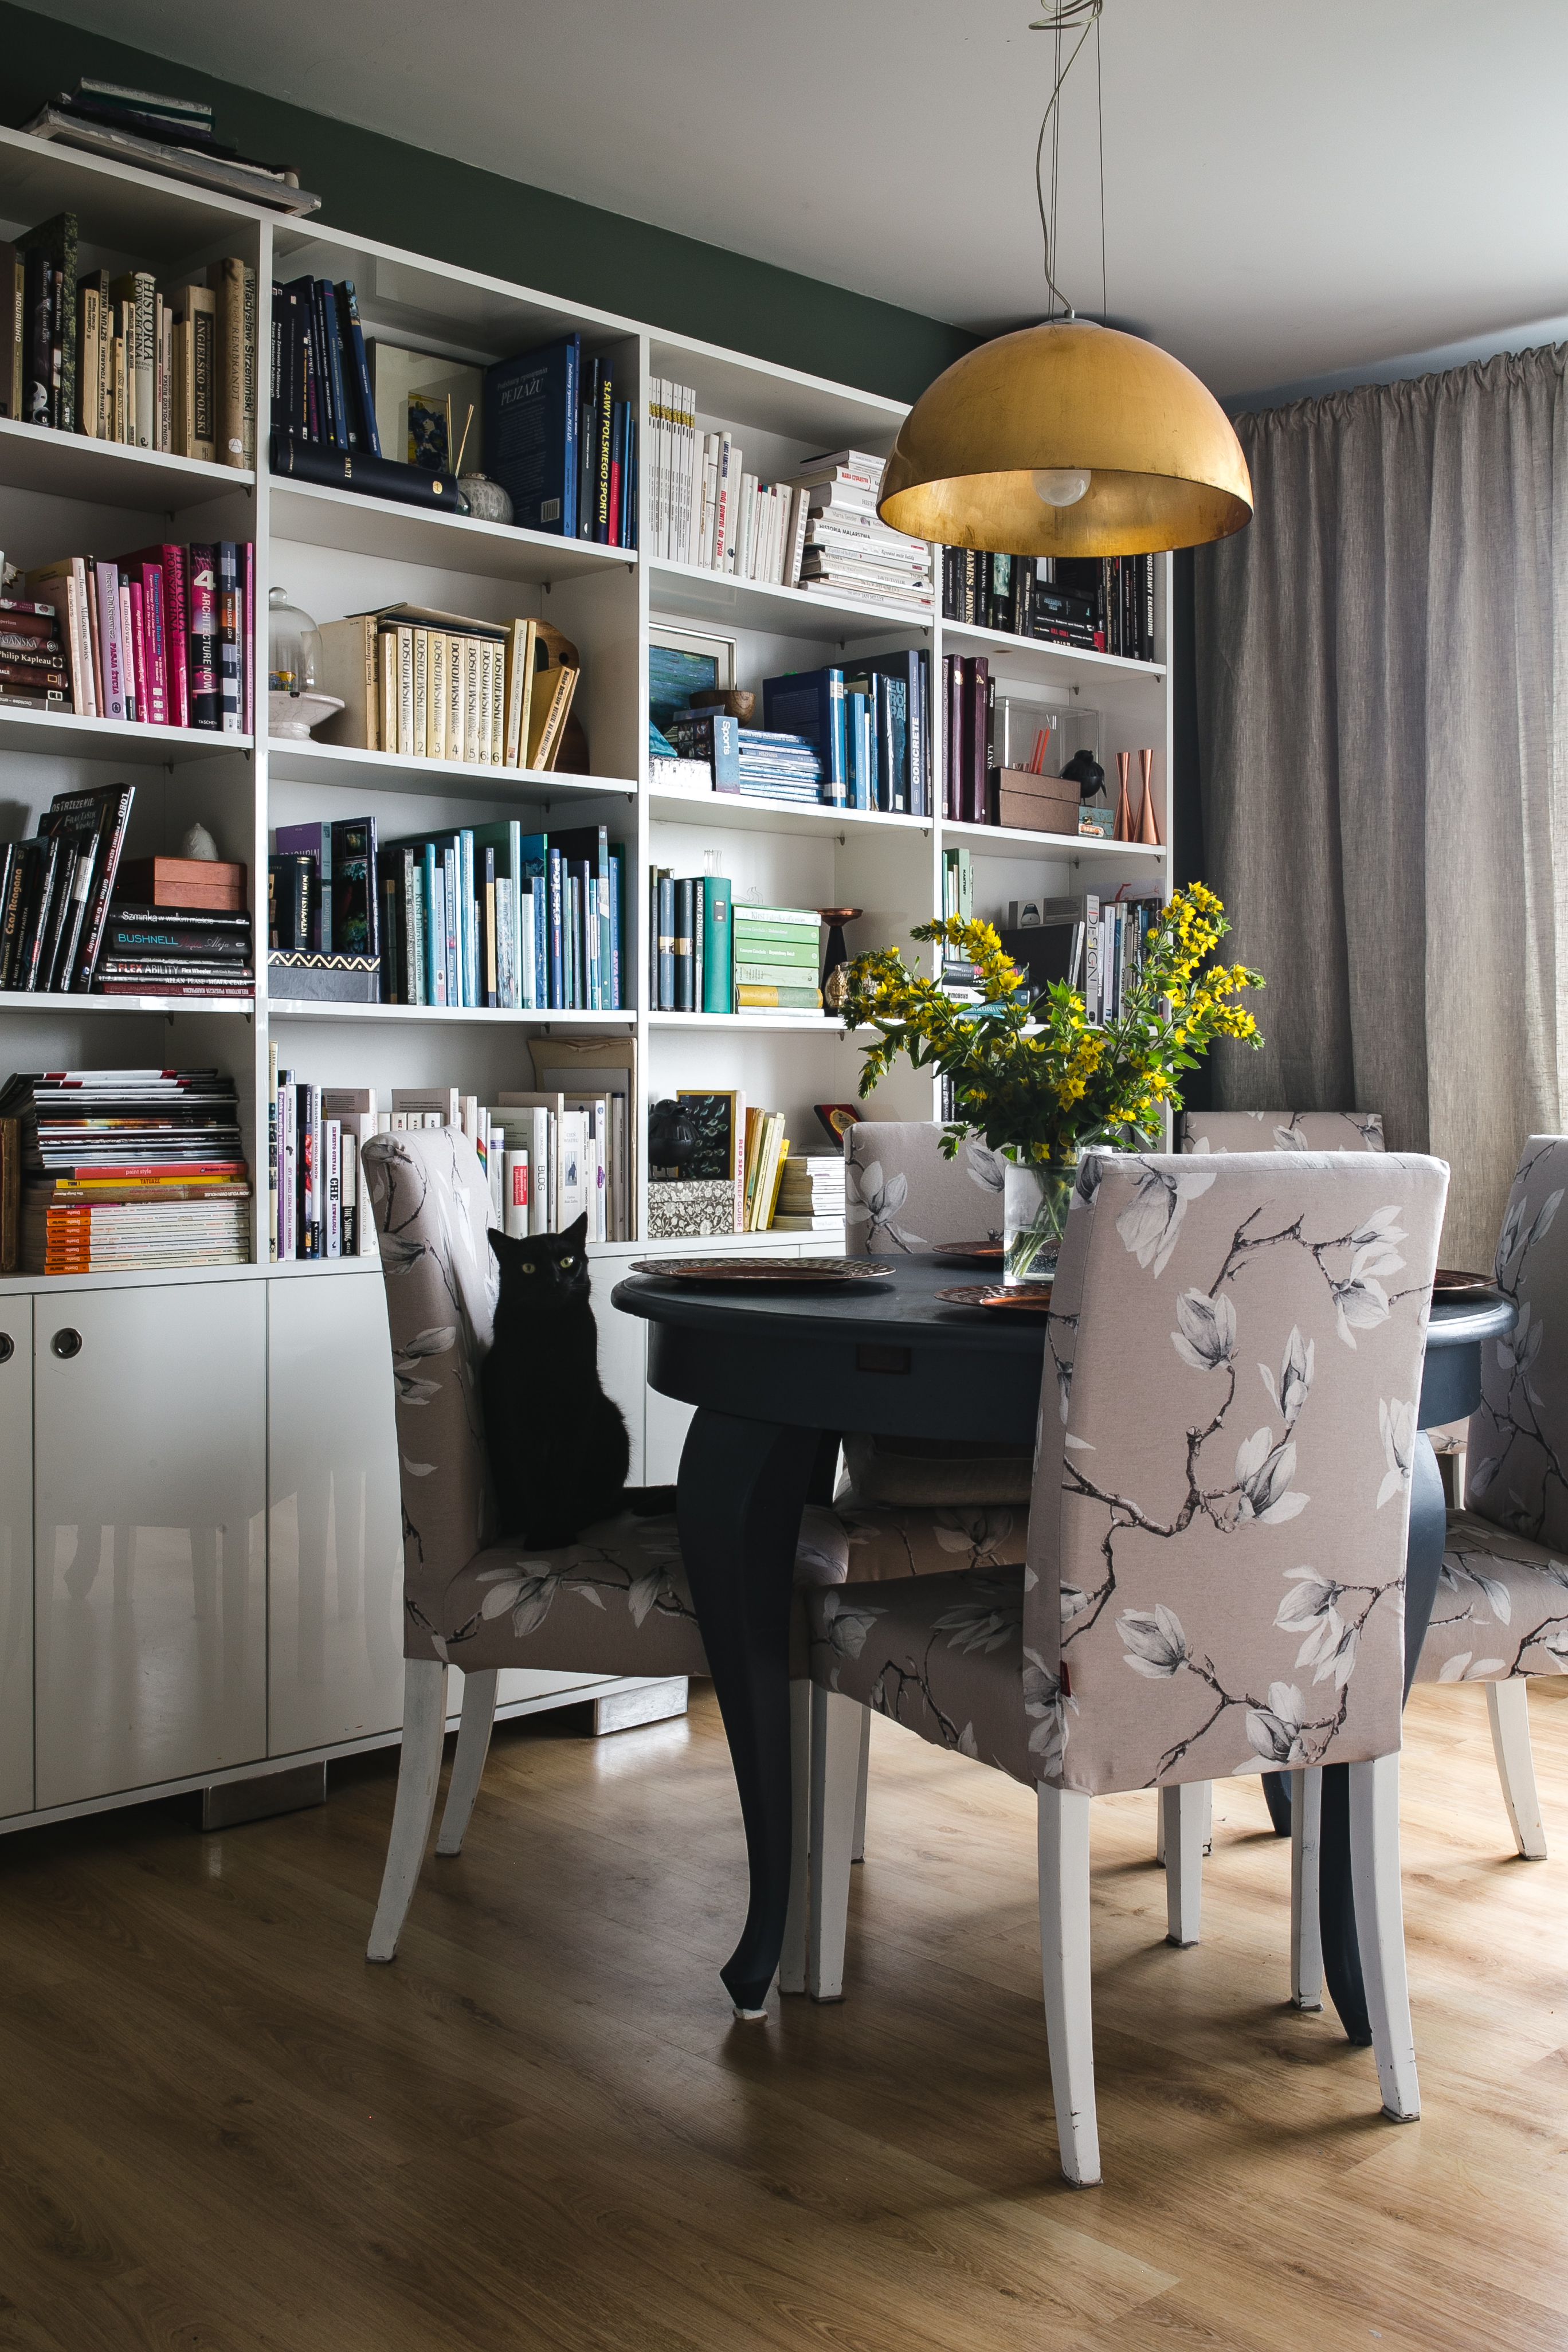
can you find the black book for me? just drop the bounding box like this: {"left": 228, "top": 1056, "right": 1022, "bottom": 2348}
{"left": 673, "top": 875, "right": 695, "bottom": 1012}
{"left": 328, "top": 815, "right": 379, "bottom": 962}
{"left": 22, "top": 247, "right": 50, "bottom": 426}
{"left": 19, "top": 834, "right": 65, "bottom": 990}
{"left": 576, "top": 357, "right": 601, "bottom": 542}
{"left": 0, "top": 841, "right": 43, "bottom": 989}
{"left": 268, "top": 852, "right": 315, "bottom": 951}
{"left": 269, "top": 430, "right": 466, "bottom": 509}
{"left": 594, "top": 364, "right": 614, "bottom": 543}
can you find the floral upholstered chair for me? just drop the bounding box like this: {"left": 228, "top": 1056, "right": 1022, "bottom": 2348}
{"left": 1181, "top": 1110, "right": 1385, "bottom": 1153}
{"left": 1411, "top": 1135, "right": 1568, "bottom": 1860}
{"left": 805, "top": 1148, "right": 1448, "bottom": 2183}
{"left": 360, "top": 1127, "right": 845, "bottom": 1996}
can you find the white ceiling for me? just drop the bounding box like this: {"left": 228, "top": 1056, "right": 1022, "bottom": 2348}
{"left": 39, "top": 0, "right": 1568, "bottom": 397}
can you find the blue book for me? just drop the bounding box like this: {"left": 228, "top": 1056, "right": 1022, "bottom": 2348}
{"left": 340, "top": 280, "right": 379, "bottom": 456}
{"left": 422, "top": 846, "right": 444, "bottom": 1004}
{"left": 485, "top": 336, "right": 580, "bottom": 536}
{"left": 845, "top": 691, "right": 872, "bottom": 812}
{"left": 860, "top": 651, "right": 921, "bottom": 814}
{"left": 607, "top": 846, "right": 624, "bottom": 1009}
{"left": 472, "top": 821, "right": 524, "bottom": 1005}
{"left": 315, "top": 281, "right": 350, "bottom": 450}
{"left": 762, "top": 667, "right": 847, "bottom": 803}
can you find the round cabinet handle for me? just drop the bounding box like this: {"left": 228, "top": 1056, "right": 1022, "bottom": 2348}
{"left": 0, "top": 1333, "right": 11, "bottom": 1363}
{"left": 50, "top": 1328, "right": 83, "bottom": 1360}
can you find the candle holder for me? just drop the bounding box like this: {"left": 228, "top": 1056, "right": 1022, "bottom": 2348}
{"left": 819, "top": 908, "right": 863, "bottom": 1017}
{"left": 1112, "top": 753, "right": 1134, "bottom": 841}
{"left": 1138, "top": 747, "right": 1162, "bottom": 846}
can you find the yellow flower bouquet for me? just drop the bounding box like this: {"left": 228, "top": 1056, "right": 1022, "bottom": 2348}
{"left": 840, "top": 883, "right": 1265, "bottom": 1280}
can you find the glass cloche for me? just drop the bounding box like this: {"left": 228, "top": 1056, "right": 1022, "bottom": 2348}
{"left": 268, "top": 586, "right": 323, "bottom": 696}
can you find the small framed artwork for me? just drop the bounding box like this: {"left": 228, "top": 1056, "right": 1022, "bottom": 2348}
{"left": 676, "top": 1088, "right": 742, "bottom": 1182}
{"left": 649, "top": 624, "right": 738, "bottom": 734}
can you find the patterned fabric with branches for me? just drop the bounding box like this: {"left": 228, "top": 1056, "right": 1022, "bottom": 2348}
{"left": 1464, "top": 1135, "right": 1568, "bottom": 1550}
{"left": 1181, "top": 1111, "right": 1385, "bottom": 1154}
{"left": 843, "top": 1121, "right": 1006, "bottom": 1256}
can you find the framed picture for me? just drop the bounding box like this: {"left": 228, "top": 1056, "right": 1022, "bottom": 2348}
{"left": 676, "top": 1088, "right": 742, "bottom": 1182}
{"left": 649, "top": 624, "right": 737, "bottom": 733}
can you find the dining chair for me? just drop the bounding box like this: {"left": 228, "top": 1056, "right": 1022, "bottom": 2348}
{"left": 360, "top": 1126, "right": 846, "bottom": 2000}
{"left": 805, "top": 1148, "right": 1448, "bottom": 2183}
{"left": 1180, "top": 1109, "right": 1385, "bottom": 1153}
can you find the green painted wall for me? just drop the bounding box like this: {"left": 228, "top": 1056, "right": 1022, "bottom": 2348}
{"left": 0, "top": 4, "right": 974, "bottom": 404}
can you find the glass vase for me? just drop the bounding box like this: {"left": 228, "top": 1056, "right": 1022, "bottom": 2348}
{"left": 1002, "top": 1157, "right": 1076, "bottom": 1287}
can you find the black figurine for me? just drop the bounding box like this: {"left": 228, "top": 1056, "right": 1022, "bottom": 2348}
{"left": 1061, "top": 747, "right": 1105, "bottom": 802}
{"left": 648, "top": 1097, "right": 697, "bottom": 1178}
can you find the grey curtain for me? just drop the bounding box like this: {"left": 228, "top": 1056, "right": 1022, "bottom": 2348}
{"left": 1194, "top": 347, "right": 1568, "bottom": 1268}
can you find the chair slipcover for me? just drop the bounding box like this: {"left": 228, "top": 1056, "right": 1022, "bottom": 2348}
{"left": 1181, "top": 1110, "right": 1385, "bottom": 1154}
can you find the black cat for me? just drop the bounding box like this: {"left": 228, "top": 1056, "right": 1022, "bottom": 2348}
{"left": 481, "top": 1213, "right": 636, "bottom": 1546}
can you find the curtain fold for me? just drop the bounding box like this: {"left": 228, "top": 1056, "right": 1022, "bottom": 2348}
{"left": 1194, "top": 347, "right": 1568, "bottom": 1268}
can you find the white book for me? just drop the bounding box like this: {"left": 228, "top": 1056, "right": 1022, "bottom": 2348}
{"left": 392, "top": 1086, "right": 461, "bottom": 1126}
{"left": 485, "top": 1123, "right": 505, "bottom": 1225}
{"left": 699, "top": 432, "right": 719, "bottom": 567}
{"left": 558, "top": 1108, "right": 587, "bottom": 1230}
{"left": 497, "top": 1097, "right": 557, "bottom": 1233}
{"left": 678, "top": 385, "right": 696, "bottom": 565}
{"left": 503, "top": 1148, "right": 530, "bottom": 1237}
{"left": 738, "top": 473, "right": 758, "bottom": 578}
{"left": 324, "top": 1118, "right": 342, "bottom": 1258}
{"left": 785, "top": 485, "right": 812, "bottom": 587}
{"left": 716, "top": 435, "right": 739, "bottom": 571}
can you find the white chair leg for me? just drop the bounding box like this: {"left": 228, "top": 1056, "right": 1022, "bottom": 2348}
{"left": 807, "top": 1685, "right": 862, "bottom": 2001}
{"left": 1486, "top": 1679, "right": 1547, "bottom": 1860}
{"left": 1038, "top": 1784, "right": 1100, "bottom": 2187}
{"left": 1161, "top": 1783, "right": 1204, "bottom": 1946}
{"left": 1348, "top": 1753, "right": 1420, "bottom": 2122}
{"left": 435, "top": 1667, "right": 498, "bottom": 1856}
{"left": 850, "top": 1706, "right": 871, "bottom": 1864}
{"left": 1154, "top": 1789, "right": 1165, "bottom": 1865}
{"left": 1289, "top": 1767, "right": 1323, "bottom": 2010}
{"left": 778, "top": 1679, "right": 811, "bottom": 1995}
{"left": 1201, "top": 1780, "right": 1213, "bottom": 1855}
{"left": 367, "top": 1659, "right": 448, "bottom": 1963}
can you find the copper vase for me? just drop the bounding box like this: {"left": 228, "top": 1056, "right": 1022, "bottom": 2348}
{"left": 1112, "top": 752, "right": 1133, "bottom": 841}
{"left": 1137, "top": 747, "right": 1162, "bottom": 846}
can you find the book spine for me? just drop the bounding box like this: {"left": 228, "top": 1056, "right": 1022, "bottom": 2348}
{"left": 96, "top": 562, "right": 125, "bottom": 721}
{"left": 215, "top": 257, "right": 246, "bottom": 465}
{"left": 548, "top": 849, "right": 565, "bottom": 1008}
{"left": 141, "top": 565, "right": 167, "bottom": 726}
{"left": 268, "top": 1041, "right": 278, "bottom": 1261}
{"left": 342, "top": 281, "right": 379, "bottom": 456}
{"left": 187, "top": 546, "right": 219, "bottom": 729}
{"left": 217, "top": 542, "right": 241, "bottom": 733}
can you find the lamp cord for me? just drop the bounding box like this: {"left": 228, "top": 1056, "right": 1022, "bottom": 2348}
{"left": 1030, "top": 0, "right": 1103, "bottom": 321}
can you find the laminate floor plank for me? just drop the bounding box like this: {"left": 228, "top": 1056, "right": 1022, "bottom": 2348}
{"left": 0, "top": 1681, "right": 1563, "bottom": 2351}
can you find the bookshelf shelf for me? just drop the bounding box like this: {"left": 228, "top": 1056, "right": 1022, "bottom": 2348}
{"left": 649, "top": 784, "right": 931, "bottom": 841}
{"left": 939, "top": 820, "right": 1170, "bottom": 862}
{"left": 269, "top": 479, "right": 638, "bottom": 586}
{"left": 938, "top": 619, "right": 1167, "bottom": 682}
{"left": 267, "top": 999, "right": 634, "bottom": 1026}
{"left": 0, "top": 416, "right": 256, "bottom": 511}
{"left": 648, "top": 1011, "right": 865, "bottom": 1036}
{"left": 267, "top": 739, "right": 638, "bottom": 808}
{"left": 0, "top": 705, "right": 254, "bottom": 764}
{"left": 0, "top": 989, "right": 254, "bottom": 1015}
{"left": 648, "top": 558, "right": 933, "bottom": 645}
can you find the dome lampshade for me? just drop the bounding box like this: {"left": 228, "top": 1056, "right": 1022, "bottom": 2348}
{"left": 878, "top": 317, "right": 1252, "bottom": 558}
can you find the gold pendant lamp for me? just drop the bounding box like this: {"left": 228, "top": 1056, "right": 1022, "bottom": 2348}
{"left": 878, "top": 5, "right": 1252, "bottom": 558}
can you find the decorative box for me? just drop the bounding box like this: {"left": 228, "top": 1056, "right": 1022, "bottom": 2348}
{"left": 985, "top": 768, "right": 1079, "bottom": 835}
{"left": 1077, "top": 805, "right": 1116, "bottom": 839}
{"left": 268, "top": 951, "right": 380, "bottom": 1003}
{"left": 644, "top": 1179, "right": 739, "bottom": 1240}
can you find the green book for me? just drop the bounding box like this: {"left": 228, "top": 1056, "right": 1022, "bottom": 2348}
{"left": 701, "top": 874, "right": 732, "bottom": 1014}
{"left": 736, "top": 983, "right": 821, "bottom": 1009}
{"left": 734, "top": 959, "right": 822, "bottom": 988}
{"left": 18, "top": 212, "right": 77, "bottom": 433}
{"left": 730, "top": 931, "right": 821, "bottom": 969}
{"left": 739, "top": 903, "right": 820, "bottom": 927}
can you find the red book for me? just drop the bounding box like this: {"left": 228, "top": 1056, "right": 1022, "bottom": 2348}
{"left": 943, "top": 653, "right": 961, "bottom": 822}
{"left": 242, "top": 540, "right": 254, "bottom": 737}
{"left": 138, "top": 564, "right": 168, "bottom": 727}
{"left": 128, "top": 578, "right": 148, "bottom": 726}
{"left": 119, "top": 546, "right": 189, "bottom": 725}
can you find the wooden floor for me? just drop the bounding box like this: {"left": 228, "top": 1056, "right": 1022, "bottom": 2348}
{"left": 1, "top": 1681, "right": 1566, "bottom": 2352}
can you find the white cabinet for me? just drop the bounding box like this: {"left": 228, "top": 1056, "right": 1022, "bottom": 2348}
{"left": 267, "top": 1272, "right": 405, "bottom": 1758}
{"left": 0, "top": 1299, "right": 32, "bottom": 1820}
{"left": 34, "top": 1283, "right": 267, "bottom": 1810}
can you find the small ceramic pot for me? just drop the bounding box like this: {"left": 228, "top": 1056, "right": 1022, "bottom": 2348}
{"left": 458, "top": 473, "right": 513, "bottom": 525}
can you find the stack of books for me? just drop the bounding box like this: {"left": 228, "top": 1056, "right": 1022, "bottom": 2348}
{"left": 0, "top": 593, "right": 69, "bottom": 708}
{"left": 20, "top": 81, "right": 316, "bottom": 215}
{"left": 761, "top": 656, "right": 930, "bottom": 814}
{"left": 312, "top": 608, "right": 577, "bottom": 771}
{"left": 0, "top": 1067, "right": 251, "bottom": 1274}
{"left": 663, "top": 710, "right": 825, "bottom": 805}
{"left": 0, "top": 781, "right": 136, "bottom": 994}
{"left": 771, "top": 1153, "right": 847, "bottom": 1234}
{"left": 0, "top": 206, "right": 258, "bottom": 464}
{"left": 26, "top": 542, "right": 252, "bottom": 731}
{"left": 795, "top": 452, "right": 934, "bottom": 614}
{"left": 734, "top": 903, "right": 822, "bottom": 1013}
{"left": 940, "top": 550, "right": 1157, "bottom": 660}
{"left": 645, "top": 384, "right": 806, "bottom": 581}
{"left": 97, "top": 893, "right": 253, "bottom": 1001}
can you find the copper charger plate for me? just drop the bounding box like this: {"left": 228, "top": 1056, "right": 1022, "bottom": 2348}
{"left": 1432, "top": 1267, "right": 1500, "bottom": 1304}
{"left": 927, "top": 1240, "right": 1005, "bottom": 1269}
{"left": 630, "top": 1256, "right": 891, "bottom": 1288}
{"left": 936, "top": 1281, "right": 1055, "bottom": 1314}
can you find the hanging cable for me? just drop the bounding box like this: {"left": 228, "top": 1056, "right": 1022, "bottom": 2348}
{"left": 1029, "top": 0, "right": 1103, "bottom": 320}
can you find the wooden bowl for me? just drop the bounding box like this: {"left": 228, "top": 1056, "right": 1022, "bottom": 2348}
{"left": 689, "top": 688, "right": 756, "bottom": 722}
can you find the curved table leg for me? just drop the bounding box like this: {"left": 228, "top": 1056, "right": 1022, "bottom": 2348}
{"left": 1319, "top": 1431, "right": 1447, "bottom": 2043}
{"left": 676, "top": 1407, "right": 818, "bottom": 2017}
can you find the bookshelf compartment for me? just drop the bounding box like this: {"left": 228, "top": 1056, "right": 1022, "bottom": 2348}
{"left": 268, "top": 738, "right": 638, "bottom": 810}
{"left": 650, "top": 558, "right": 932, "bottom": 646}
{"left": 269, "top": 480, "right": 637, "bottom": 587}
{"left": 649, "top": 784, "right": 931, "bottom": 842}
{"left": 940, "top": 618, "right": 1167, "bottom": 682}
{"left": 0, "top": 706, "right": 254, "bottom": 764}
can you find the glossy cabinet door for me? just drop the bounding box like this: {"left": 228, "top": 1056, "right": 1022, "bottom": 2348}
{"left": 34, "top": 1281, "right": 267, "bottom": 1810}
{"left": 0, "top": 1297, "right": 33, "bottom": 1820}
{"left": 268, "top": 1271, "right": 404, "bottom": 1755}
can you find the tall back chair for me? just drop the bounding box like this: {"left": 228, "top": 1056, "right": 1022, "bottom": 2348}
{"left": 843, "top": 1120, "right": 1004, "bottom": 1255}
{"left": 806, "top": 1150, "right": 1448, "bottom": 2181}
{"left": 360, "top": 1128, "right": 845, "bottom": 1993}
{"left": 1181, "top": 1110, "right": 1385, "bottom": 1153}
{"left": 1414, "top": 1135, "right": 1568, "bottom": 1858}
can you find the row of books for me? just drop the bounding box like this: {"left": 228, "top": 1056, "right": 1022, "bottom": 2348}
{"left": 942, "top": 653, "right": 994, "bottom": 825}
{"left": 0, "top": 207, "right": 257, "bottom": 467}
{"left": 269, "top": 816, "right": 628, "bottom": 1012}
{"left": 941, "top": 550, "right": 1158, "bottom": 662}
{"left": 19, "top": 542, "right": 252, "bottom": 731}
{"left": 0, "top": 1067, "right": 250, "bottom": 1275}
{"left": 645, "top": 385, "right": 810, "bottom": 582}
{"left": 267, "top": 1072, "right": 629, "bottom": 1259}
{"left": 485, "top": 335, "right": 637, "bottom": 545}
{"left": 655, "top": 657, "right": 932, "bottom": 816}
{"left": 649, "top": 886, "right": 821, "bottom": 1013}
{"left": 1004, "top": 889, "right": 1166, "bottom": 1025}
{"left": 310, "top": 607, "right": 578, "bottom": 771}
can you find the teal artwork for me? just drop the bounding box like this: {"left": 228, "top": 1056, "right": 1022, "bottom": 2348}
{"left": 649, "top": 643, "right": 718, "bottom": 731}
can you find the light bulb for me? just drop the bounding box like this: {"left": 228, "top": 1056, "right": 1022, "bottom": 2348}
{"left": 1033, "top": 466, "right": 1092, "bottom": 508}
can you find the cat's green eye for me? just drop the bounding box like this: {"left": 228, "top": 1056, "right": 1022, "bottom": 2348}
{"left": 519, "top": 1261, "right": 536, "bottom": 1275}
{"left": 560, "top": 1255, "right": 577, "bottom": 1269}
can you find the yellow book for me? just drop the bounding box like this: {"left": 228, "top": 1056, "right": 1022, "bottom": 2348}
{"left": 168, "top": 283, "right": 217, "bottom": 462}
{"left": 412, "top": 628, "right": 429, "bottom": 758}
{"left": 315, "top": 614, "right": 380, "bottom": 750}
{"left": 76, "top": 280, "right": 101, "bottom": 439}
{"left": 447, "top": 633, "right": 463, "bottom": 761}
{"left": 735, "top": 983, "right": 824, "bottom": 1009}
{"left": 428, "top": 629, "right": 448, "bottom": 762}
{"left": 171, "top": 315, "right": 192, "bottom": 454}
{"left": 527, "top": 661, "right": 579, "bottom": 771}
{"left": 379, "top": 628, "right": 398, "bottom": 755}
{"left": 762, "top": 1130, "right": 790, "bottom": 1230}
{"left": 502, "top": 618, "right": 536, "bottom": 767}
{"left": 396, "top": 624, "right": 414, "bottom": 756}
{"left": 209, "top": 256, "right": 248, "bottom": 468}
{"left": 462, "top": 636, "right": 482, "bottom": 762}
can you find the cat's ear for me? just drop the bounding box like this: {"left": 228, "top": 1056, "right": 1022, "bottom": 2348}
{"left": 562, "top": 1212, "right": 589, "bottom": 1251}
{"left": 488, "top": 1227, "right": 517, "bottom": 1264}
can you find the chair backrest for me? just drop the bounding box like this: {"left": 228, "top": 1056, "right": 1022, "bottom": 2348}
{"left": 1025, "top": 1150, "right": 1447, "bottom": 1796}
{"left": 362, "top": 1128, "right": 497, "bottom": 1618}
{"left": 1467, "top": 1135, "right": 1568, "bottom": 1549}
{"left": 1181, "top": 1110, "right": 1384, "bottom": 1154}
{"left": 843, "top": 1120, "right": 1006, "bottom": 1256}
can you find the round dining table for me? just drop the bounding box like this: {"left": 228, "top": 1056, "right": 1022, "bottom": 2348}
{"left": 613, "top": 1260, "right": 1515, "bottom": 2039}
